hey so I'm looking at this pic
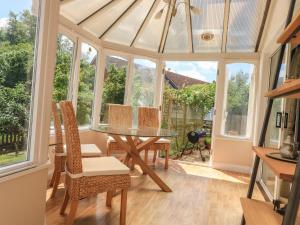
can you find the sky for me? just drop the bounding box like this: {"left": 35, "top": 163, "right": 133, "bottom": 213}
{"left": 0, "top": 0, "right": 33, "bottom": 27}
{"left": 166, "top": 61, "right": 218, "bottom": 83}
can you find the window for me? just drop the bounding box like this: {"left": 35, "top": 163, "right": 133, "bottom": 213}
{"left": 131, "top": 59, "right": 157, "bottom": 107}
{"left": 100, "top": 55, "right": 128, "bottom": 124}
{"left": 76, "top": 42, "right": 97, "bottom": 127}
{"left": 52, "top": 34, "right": 75, "bottom": 102}
{"left": 0, "top": 0, "right": 40, "bottom": 167}
{"left": 222, "top": 63, "right": 255, "bottom": 137}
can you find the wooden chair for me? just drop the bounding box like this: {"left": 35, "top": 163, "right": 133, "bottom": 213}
{"left": 106, "top": 104, "right": 133, "bottom": 156}
{"left": 59, "top": 101, "right": 130, "bottom": 225}
{"left": 138, "top": 106, "right": 170, "bottom": 169}
{"left": 49, "top": 101, "right": 102, "bottom": 198}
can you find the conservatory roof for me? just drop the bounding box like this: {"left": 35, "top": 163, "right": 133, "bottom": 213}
{"left": 60, "top": 0, "right": 270, "bottom": 54}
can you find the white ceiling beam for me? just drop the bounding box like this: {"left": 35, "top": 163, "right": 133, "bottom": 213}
{"left": 99, "top": 0, "right": 140, "bottom": 39}
{"left": 185, "top": 0, "right": 193, "bottom": 53}
{"left": 221, "top": 0, "right": 231, "bottom": 53}
{"left": 131, "top": 0, "right": 161, "bottom": 47}
{"left": 60, "top": 0, "right": 76, "bottom": 6}
{"left": 158, "top": 0, "right": 176, "bottom": 53}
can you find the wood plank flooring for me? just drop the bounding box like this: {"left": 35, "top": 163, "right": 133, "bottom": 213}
{"left": 45, "top": 160, "right": 263, "bottom": 225}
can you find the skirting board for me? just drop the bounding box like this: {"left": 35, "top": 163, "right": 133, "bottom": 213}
{"left": 211, "top": 162, "right": 252, "bottom": 174}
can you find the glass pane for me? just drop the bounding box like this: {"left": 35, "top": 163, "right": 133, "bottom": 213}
{"left": 191, "top": 0, "right": 224, "bottom": 53}
{"left": 52, "top": 34, "right": 74, "bottom": 102}
{"left": 76, "top": 43, "right": 97, "bottom": 127}
{"left": 104, "top": 0, "right": 155, "bottom": 46}
{"left": 261, "top": 164, "right": 275, "bottom": 196}
{"left": 60, "top": 0, "right": 111, "bottom": 24}
{"left": 131, "top": 59, "right": 157, "bottom": 107}
{"left": 226, "top": 0, "right": 267, "bottom": 52}
{"left": 100, "top": 55, "right": 128, "bottom": 124}
{"left": 223, "top": 63, "right": 254, "bottom": 137}
{"left": 82, "top": 0, "right": 135, "bottom": 37}
{"left": 134, "top": 0, "right": 168, "bottom": 51}
{"left": 0, "top": 0, "right": 40, "bottom": 167}
{"left": 164, "top": 2, "right": 189, "bottom": 53}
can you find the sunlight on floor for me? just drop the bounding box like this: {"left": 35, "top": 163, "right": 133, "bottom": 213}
{"left": 177, "top": 162, "right": 247, "bottom": 184}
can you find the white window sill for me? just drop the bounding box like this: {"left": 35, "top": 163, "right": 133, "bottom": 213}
{"left": 215, "top": 135, "right": 252, "bottom": 142}
{"left": 0, "top": 161, "right": 51, "bottom": 183}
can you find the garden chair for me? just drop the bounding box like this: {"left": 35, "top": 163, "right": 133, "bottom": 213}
{"left": 59, "top": 101, "right": 130, "bottom": 225}
{"left": 138, "top": 106, "right": 170, "bottom": 169}
{"left": 49, "top": 101, "right": 102, "bottom": 198}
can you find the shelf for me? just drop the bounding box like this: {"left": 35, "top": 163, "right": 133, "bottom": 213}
{"left": 241, "top": 198, "right": 282, "bottom": 225}
{"left": 265, "top": 79, "right": 300, "bottom": 99}
{"left": 277, "top": 10, "right": 300, "bottom": 44}
{"left": 253, "top": 147, "right": 296, "bottom": 182}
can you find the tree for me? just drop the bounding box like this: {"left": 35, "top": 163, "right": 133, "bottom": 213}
{"left": 226, "top": 71, "right": 250, "bottom": 115}
{"left": 0, "top": 43, "right": 33, "bottom": 88}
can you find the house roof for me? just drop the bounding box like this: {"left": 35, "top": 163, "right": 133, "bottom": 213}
{"left": 165, "top": 71, "right": 207, "bottom": 89}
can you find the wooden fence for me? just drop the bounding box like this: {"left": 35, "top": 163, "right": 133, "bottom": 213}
{"left": 0, "top": 130, "right": 25, "bottom": 154}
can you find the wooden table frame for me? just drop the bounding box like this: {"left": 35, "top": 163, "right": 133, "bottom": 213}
{"left": 111, "top": 134, "right": 172, "bottom": 192}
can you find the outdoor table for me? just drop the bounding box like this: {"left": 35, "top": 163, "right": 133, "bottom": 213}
{"left": 92, "top": 125, "right": 176, "bottom": 192}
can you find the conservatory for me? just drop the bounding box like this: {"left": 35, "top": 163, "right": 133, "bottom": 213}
{"left": 1, "top": 0, "right": 300, "bottom": 225}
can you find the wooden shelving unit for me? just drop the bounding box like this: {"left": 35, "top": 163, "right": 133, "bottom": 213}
{"left": 241, "top": 198, "right": 282, "bottom": 225}
{"left": 253, "top": 147, "right": 296, "bottom": 182}
{"left": 242, "top": 3, "right": 300, "bottom": 225}
{"left": 265, "top": 79, "right": 300, "bottom": 99}
{"left": 277, "top": 10, "right": 300, "bottom": 44}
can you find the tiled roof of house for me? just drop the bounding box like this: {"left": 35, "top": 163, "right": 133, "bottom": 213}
{"left": 165, "top": 71, "right": 207, "bottom": 89}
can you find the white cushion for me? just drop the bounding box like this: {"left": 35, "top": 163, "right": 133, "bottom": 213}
{"left": 82, "top": 156, "right": 130, "bottom": 176}
{"left": 81, "top": 144, "right": 102, "bottom": 157}
{"left": 139, "top": 137, "right": 171, "bottom": 144}
{"left": 62, "top": 144, "right": 102, "bottom": 157}
{"left": 107, "top": 136, "right": 127, "bottom": 142}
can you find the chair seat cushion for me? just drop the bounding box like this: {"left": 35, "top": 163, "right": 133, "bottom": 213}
{"left": 107, "top": 136, "right": 127, "bottom": 142}
{"left": 63, "top": 144, "right": 102, "bottom": 157}
{"left": 139, "top": 137, "right": 171, "bottom": 144}
{"left": 82, "top": 157, "right": 130, "bottom": 176}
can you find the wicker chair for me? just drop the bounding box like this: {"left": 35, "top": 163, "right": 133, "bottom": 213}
{"left": 59, "top": 101, "right": 131, "bottom": 225}
{"left": 138, "top": 106, "right": 170, "bottom": 169}
{"left": 49, "top": 102, "right": 102, "bottom": 198}
{"left": 106, "top": 104, "right": 133, "bottom": 156}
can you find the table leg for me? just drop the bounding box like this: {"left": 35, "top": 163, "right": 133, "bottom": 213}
{"left": 125, "top": 136, "right": 172, "bottom": 192}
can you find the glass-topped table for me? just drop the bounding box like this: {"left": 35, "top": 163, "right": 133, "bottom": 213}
{"left": 92, "top": 125, "right": 177, "bottom": 192}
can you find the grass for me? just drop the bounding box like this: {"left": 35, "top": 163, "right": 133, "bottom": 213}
{"left": 0, "top": 151, "right": 27, "bottom": 167}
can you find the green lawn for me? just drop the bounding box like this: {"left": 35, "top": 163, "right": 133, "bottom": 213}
{"left": 0, "top": 152, "right": 27, "bottom": 167}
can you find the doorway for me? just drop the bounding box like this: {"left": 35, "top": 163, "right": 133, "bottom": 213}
{"left": 161, "top": 61, "right": 218, "bottom": 165}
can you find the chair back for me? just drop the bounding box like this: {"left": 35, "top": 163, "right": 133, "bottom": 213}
{"left": 138, "top": 106, "right": 159, "bottom": 128}
{"left": 59, "top": 101, "right": 82, "bottom": 174}
{"left": 51, "top": 101, "right": 64, "bottom": 154}
{"left": 108, "top": 104, "right": 133, "bottom": 128}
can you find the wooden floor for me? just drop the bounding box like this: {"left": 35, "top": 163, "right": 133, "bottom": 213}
{"left": 45, "top": 159, "right": 263, "bottom": 225}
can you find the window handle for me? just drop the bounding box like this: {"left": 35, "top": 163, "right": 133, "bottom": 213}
{"left": 276, "top": 112, "right": 282, "bottom": 128}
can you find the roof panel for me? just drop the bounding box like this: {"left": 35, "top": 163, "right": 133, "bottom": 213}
{"left": 81, "top": 0, "right": 135, "bottom": 38}
{"left": 104, "top": 0, "right": 155, "bottom": 46}
{"left": 164, "top": 1, "right": 189, "bottom": 53}
{"left": 191, "top": 0, "right": 224, "bottom": 53}
{"left": 226, "top": 0, "right": 267, "bottom": 52}
{"left": 60, "top": 0, "right": 111, "bottom": 24}
{"left": 134, "top": 0, "right": 168, "bottom": 52}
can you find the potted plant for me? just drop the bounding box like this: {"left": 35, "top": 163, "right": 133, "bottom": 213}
{"left": 205, "top": 137, "right": 212, "bottom": 150}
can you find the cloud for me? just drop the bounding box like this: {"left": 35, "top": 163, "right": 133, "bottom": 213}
{"left": 165, "top": 61, "right": 218, "bottom": 82}
{"left": 0, "top": 18, "right": 8, "bottom": 28}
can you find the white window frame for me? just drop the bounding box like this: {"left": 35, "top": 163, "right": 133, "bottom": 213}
{"left": 0, "top": 0, "right": 60, "bottom": 176}
{"left": 220, "top": 60, "right": 258, "bottom": 140}
{"left": 95, "top": 50, "right": 131, "bottom": 126}
{"left": 129, "top": 56, "right": 159, "bottom": 107}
